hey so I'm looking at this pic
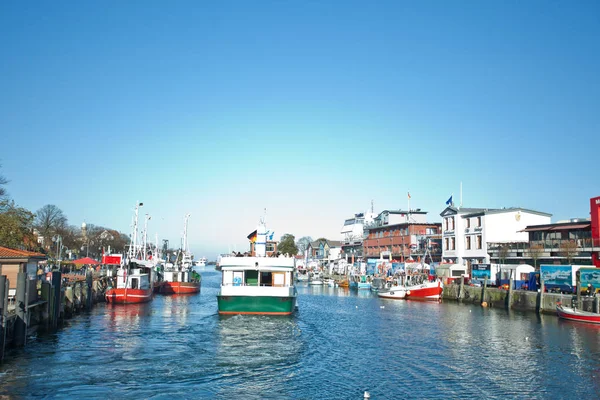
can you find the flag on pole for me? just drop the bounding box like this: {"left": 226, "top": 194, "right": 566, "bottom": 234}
{"left": 407, "top": 192, "right": 411, "bottom": 199}
{"left": 445, "top": 195, "right": 453, "bottom": 205}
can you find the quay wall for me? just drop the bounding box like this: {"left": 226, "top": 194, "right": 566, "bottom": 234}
{"left": 442, "top": 284, "right": 599, "bottom": 313}
{"left": 1, "top": 271, "right": 111, "bottom": 362}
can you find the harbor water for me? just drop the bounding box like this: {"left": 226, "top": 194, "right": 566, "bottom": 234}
{"left": 1, "top": 269, "right": 600, "bottom": 399}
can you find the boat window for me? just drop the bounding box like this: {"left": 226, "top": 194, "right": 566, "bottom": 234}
{"left": 260, "top": 272, "right": 273, "bottom": 286}
{"left": 131, "top": 278, "right": 138, "bottom": 289}
{"left": 245, "top": 270, "right": 259, "bottom": 286}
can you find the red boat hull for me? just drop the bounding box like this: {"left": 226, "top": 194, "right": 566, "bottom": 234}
{"left": 406, "top": 281, "right": 443, "bottom": 300}
{"left": 159, "top": 281, "right": 201, "bottom": 295}
{"left": 556, "top": 304, "right": 600, "bottom": 324}
{"left": 105, "top": 288, "right": 153, "bottom": 304}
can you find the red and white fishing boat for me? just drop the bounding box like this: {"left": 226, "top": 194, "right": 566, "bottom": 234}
{"left": 556, "top": 302, "right": 600, "bottom": 324}
{"left": 105, "top": 202, "right": 155, "bottom": 304}
{"left": 158, "top": 214, "right": 201, "bottom": 295}
{"left": 405, "top": 280, "right": 443, "bottom": 301}
{"left": 105, "top": 261, "right": 154, "bottom": 304}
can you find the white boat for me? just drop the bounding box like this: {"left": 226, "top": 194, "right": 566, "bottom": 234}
{"left": 195, "top": 257, "right": 207, "bottom": 268}
{"left": 216, "top": 217, "right": 297, "bottom": 315}
{"left": 309, "top": 271, "right": 323, "bottom": 285}
{"left": 324, "top": 278, "right": 336, "bottom": 287}
{"left": 377, "top": 286, "right": 407, "bottom": 299}
{"left": 296, "top": 267, "right": 310, "bottom": 282}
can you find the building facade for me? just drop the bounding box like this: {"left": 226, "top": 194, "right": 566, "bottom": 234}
{"left": 363, "top": 209, "right": 442, "bottom": 263}
{"left": 440, "top": 206, "right": 552, "bottom": 271}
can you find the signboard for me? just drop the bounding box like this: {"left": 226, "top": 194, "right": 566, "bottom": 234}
{"left": 471, "top": 264, "right": 491, "bottom": 280}
{"left": 102, "top": 254, "right": 122, "bottom": 265}
{"left": 540, "top": 265, "right": 573, "bottom": 291}
{"left": 580, "top": 267, "right": 600, "bottom": 291}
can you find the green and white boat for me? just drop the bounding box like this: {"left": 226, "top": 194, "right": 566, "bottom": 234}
{"left": 217, "top": 220, "right": 297, "bottom": 315}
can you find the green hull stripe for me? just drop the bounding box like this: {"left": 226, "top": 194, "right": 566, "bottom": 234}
{"left": 217, "top": 295, "right": 296, "bottom": 315}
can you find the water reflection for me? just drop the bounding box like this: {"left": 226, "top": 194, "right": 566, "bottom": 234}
{"left": 214, "top": 314, "right": 303, "bottom": 399}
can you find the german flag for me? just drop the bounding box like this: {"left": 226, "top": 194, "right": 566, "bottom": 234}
{"left": 247, "top": 230, "right": 257, "bottom": 243}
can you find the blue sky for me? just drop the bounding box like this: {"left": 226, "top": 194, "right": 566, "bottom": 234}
{"left": 1, "top": 1, "right": 599, "bottom": 259}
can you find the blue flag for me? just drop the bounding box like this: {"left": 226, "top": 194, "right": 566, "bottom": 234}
{"left": 445, "top": 195, "right": 453, "bottom": 205}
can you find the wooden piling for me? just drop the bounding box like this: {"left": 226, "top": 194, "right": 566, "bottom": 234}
{"left": 50, "top": 271, "right": 62, "bottom": 330}
{"left": 86, "top": 270, "right": 93, "bottom": 311}
{"left": 481, "top": 276, "right": 488, "bottom": 305}
{"left": 540, "top": 277, "right": 545, "bottom": 313}
{"left": 576, "top": 271, "right": 581, "bottom": 309}
{"left": 508, "top": 273, "right": 514, "bottom": 310}
{"left": 0, "top": 276, "right": 7, "bottom": 361}
{"left": 458, "top": 276, "right": 464, "bottom": 301}
{"left": 14, "top": 272, "right": 28, "bottom": 347}
{"left": 595, "top": 295, "right": 599, "bottom": 314}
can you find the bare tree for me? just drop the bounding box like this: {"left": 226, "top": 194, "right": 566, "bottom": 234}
{"left": 296, "top": 236, "right": 313, "bottom": 254}
{"left": 498, "top": 244, "right": 509, "bottom": 265}
{"left": 559, "top": 240, "right": 578, "bottom": 264}
{"left": 527, "top": 243, "right": 544, "bottom": 271}
{"left": 35, "top": 204, "right": 68, "bottom": 248}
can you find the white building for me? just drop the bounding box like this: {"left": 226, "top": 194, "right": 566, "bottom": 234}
{"left": 440, "top": 206, "right": 552, "bottom": 268}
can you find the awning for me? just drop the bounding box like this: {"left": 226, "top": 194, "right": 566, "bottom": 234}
{"left": 550, "top": 223, "right": 590, "bottom": 230}
{"left": 519, "top": 226, "right": 551, "bottom": 232}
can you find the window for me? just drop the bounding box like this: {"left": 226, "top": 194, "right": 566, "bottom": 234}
{"left": 477, "top": 217, "right": 482, "bottom": 227}
{"left": 445, "top": 218, "right": 449, "bottom": 231}
{"left": 476, "top": 235, "right": 482, "bottom": 249}
{"left": 266, "top": 243, "right": 275, "bottom": 252}
{"left": 466, "top": 236, "right": 471, "bottom": 250}
{"left": 445, "top": 238, "right": 449, "bottom": 250}
{"left": 451, "top": 217, "right": 455, "bottom": 230}
{"left": 466, "top": 218, "right": 470, "bottom": 228}
{"left": 451, "top": 237, "right": 455, "bottom": 250}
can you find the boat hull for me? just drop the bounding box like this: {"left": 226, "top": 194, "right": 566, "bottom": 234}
{"left": 105, "top": 288, "right": 153, "bottom": 304}
{"left": 217, "top": 295, "right": 297, "bottom": 315}
{"left": 405, "top": 281, "right": 443, "bottom": 300}
{"left": 160, "top": 281, "right": 201, "bottom": 295}
{"left": 377, "top": 287, "right": 407, "bottom": 299}
{"left": 556, "top": 304, "right": 600, "bottom": 324}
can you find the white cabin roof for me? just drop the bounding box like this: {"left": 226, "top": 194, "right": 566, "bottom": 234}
{"left": 219, "top": 256, "right": 295, "bottom": 270}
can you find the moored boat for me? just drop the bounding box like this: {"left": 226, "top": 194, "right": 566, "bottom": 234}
{"left": 159, "top": 214, "right": 201, "bottom": 295}
{"left": 106, "top": 261, "right": 154, "bottom": 304}
{"left": 556, "top": 303, "right": 600, "bottom": 324}
{"left": 377, "top": 286, "right": 407, "bottom": 299}
{"left": 217, "top": 218, "right": 297, "bottom": 315}
{"left": 105, "top": 202, "right": 154, "bottom": 304}
{"left": 405, "top": 280, "right": 443, "bottom": 301}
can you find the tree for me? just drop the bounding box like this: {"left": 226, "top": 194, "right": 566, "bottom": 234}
{"left": 35, "top": 204, "right": 67, "bottom": 248}
{"left": 278, "top": 234, "right": 298, "bottom": 256}
{"left": 0, "top": 162, "right": 8, "bottom": 199}
{"left": 559, "top": 240, "right": 578, "bottom": 264}
{"left": 527, "top": 243, "right": 544, "bottom": 271}
{"left": 0, "top": 200, "right": 37, "bottom": 250}
{"left": 296, "top": 236, "right": 313, "bottom": 254}
{"left": 498, "top": 244, "right": 509, "bottom": 265}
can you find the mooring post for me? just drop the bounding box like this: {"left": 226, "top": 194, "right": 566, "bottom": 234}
{"left": 508, "top": 272, "right": 514, "bottom": 310}
{"left": 51, "top": 271, "right": 62, "bottom": 330}
{"left": 540, "top": 277, "right": 545, "bottom": 313}
{"left": 576, "top": 271, "right": 581, "bottom": 310}
{"left": 595, "top": 294, "right": 599, "bottom": 314}
{"left": 0, "top": 276, "right": 7, "bottom": 361}
{"left": 14, "top": 272, "right": 28, "bottom": 347}
{"left": 482, "top": 276, "right": 488, "bottom": 305}
{"left": 86, "top": 269, "right": 93, "bottom": 311}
